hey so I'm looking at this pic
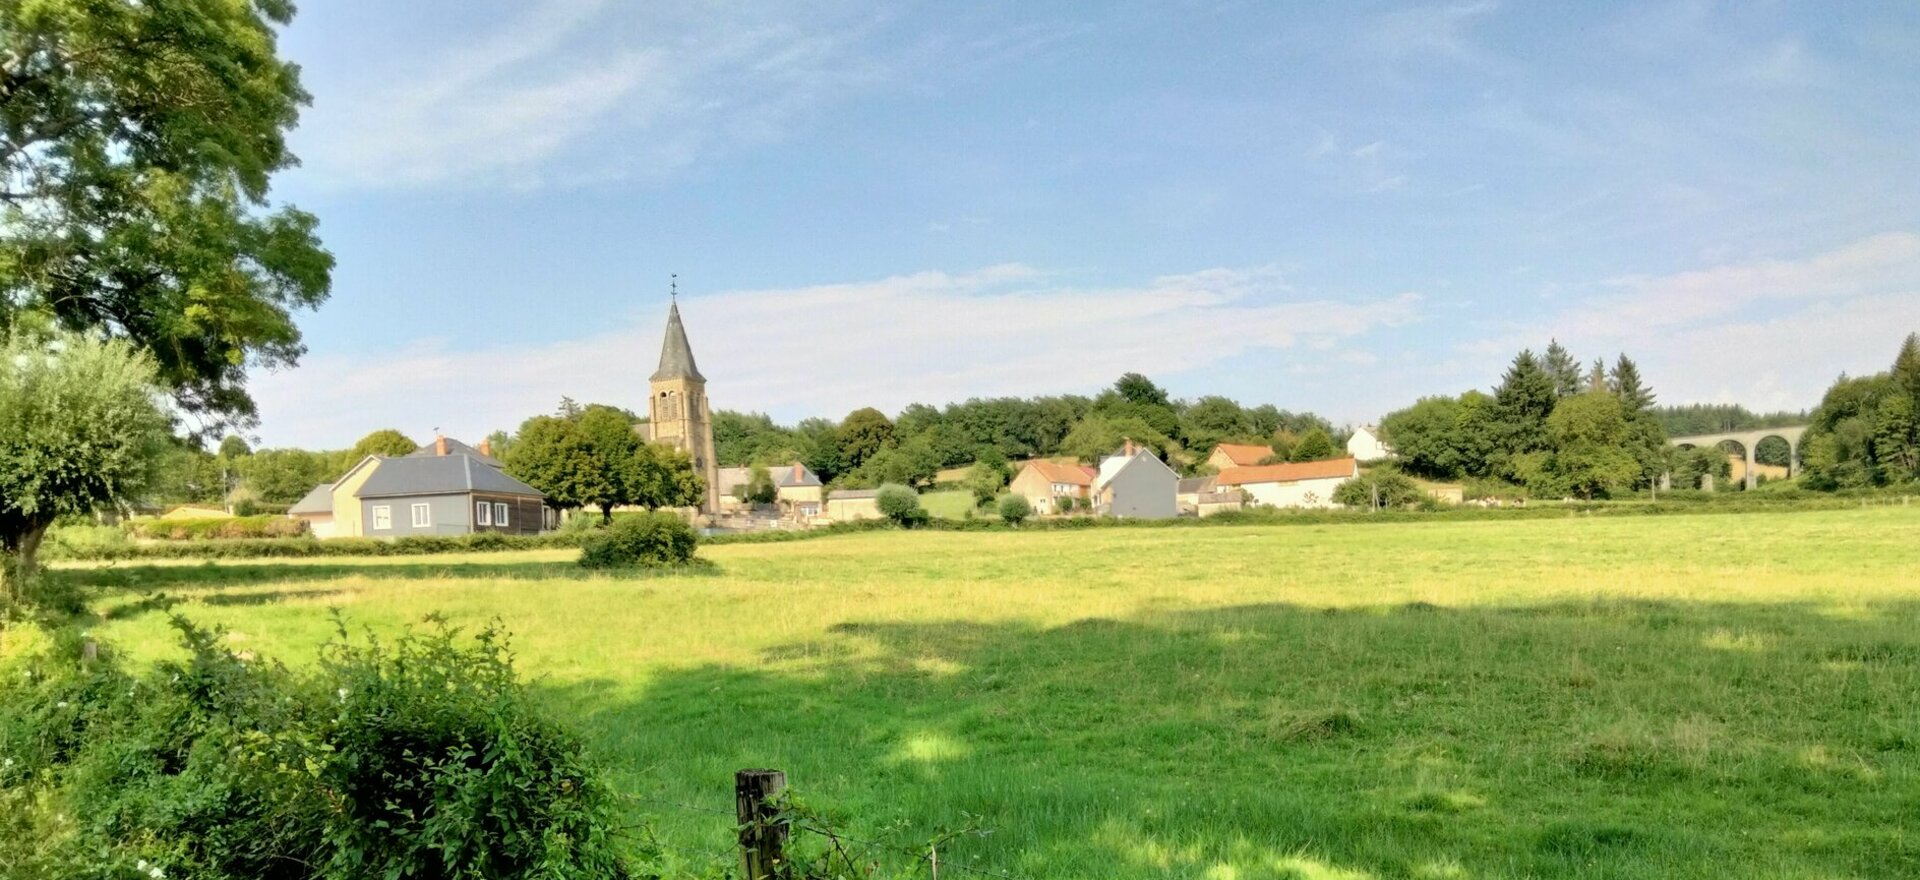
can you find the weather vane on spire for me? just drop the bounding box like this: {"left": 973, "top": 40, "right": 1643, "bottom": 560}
{"left": 670, "top": 274, "right": 677, "bottom": 302}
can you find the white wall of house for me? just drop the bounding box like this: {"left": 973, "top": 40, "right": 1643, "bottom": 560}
{"left": 1240, "top": 476, "right": 1348, "bottom": 509}
{"left": 301, "top": 515, "right": 336, "bottom": 539}
{"left": 1347, "top": 428, "right": 1392, "bottom": 462}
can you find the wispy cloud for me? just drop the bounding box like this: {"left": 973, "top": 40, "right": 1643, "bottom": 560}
{"left": 1365, "top": 1, "right": 1500, "bottom": 62}
{"left": 1480, "top": 232, "right": 1920, "bottom": 410}
{"left": 250, "top": 266, "right": 1420, "bottom": 446}
{"left": 296, "top": 1, "right": 893, "bottom": 188}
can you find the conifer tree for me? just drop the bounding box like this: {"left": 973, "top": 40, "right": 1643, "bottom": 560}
{"left": 1543, "top": 340, "right": 1584, "bottom": 398}
{"left": 1609, "top": 354, "right": 1656, "bottom": 413}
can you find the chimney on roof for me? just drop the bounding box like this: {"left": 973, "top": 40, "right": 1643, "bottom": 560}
{"left": 476, "top": 438, "right": 493, "bottom": 458}
{"left": 791, "top": 463, "right": 803, "bottom": 482}
{"left": 435, "top": 435, "right": 448, "bottom": 456}
{"left": 1123, "top": 437, "right": 1136, "bottom": 458}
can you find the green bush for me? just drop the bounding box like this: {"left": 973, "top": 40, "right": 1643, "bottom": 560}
{"left": 0, "top": 616, "right": 633, "bottom": 878}
{"left": 996, "top": 494, "right": 1032, "bottom": 525}
{"left": 126, "top": 514, "right": 307, "bottom": 541}
{"left": 1333, "top": 471, "right": 1426, "bottom": 509}
{"left": 875, "top": 484, "right": 925, "bottom": 527}
{"left": 578, "top": 512, "right": 699, "bottom": 569}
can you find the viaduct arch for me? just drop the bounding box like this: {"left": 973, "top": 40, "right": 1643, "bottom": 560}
{"left": 1668, "top": 425, "right": 1809, "bottom": 491}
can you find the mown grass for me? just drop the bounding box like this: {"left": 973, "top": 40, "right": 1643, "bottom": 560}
{"left": 28, "top": 508, "right": 1920, "bottom": 878}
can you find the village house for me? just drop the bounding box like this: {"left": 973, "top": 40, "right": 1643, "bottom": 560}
{"left": 288, "top": 437, "right": 546, "bottom": 539}
{"left": 716, "top": 462, "right": 826, "bottom": 517}
{"left": 1213, "top": 457, "right": 1359, "bottom": 509}
{"left": 1346, "top": 425, "right": 1393, "bottom": 462}
{"left": 1008, "top": 459, "right": 1097, "bottom": 514}
{"left": 1205, "top": 442, "right": 1274, "bottom": 471}
{"left": 1092, "top": 441, "right": 1179, "bottom": 519}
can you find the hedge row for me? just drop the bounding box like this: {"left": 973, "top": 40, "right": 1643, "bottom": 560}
{"left": 126, "top": 515, "right": 308, "bottom": 540}
{"left": 44, "top": 530, "right": 588, "bottom": 561}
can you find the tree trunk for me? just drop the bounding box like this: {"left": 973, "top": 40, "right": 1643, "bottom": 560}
{"left": 1, "top": 518, "right": 51, "bottom": 606}
{"left": 600, "top": 503, "right": 613, "bottom": 523}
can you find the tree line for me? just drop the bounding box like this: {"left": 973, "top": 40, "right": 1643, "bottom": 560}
{"left": 704, "top": 373, "right": 1341, "bottom": 489}
{"left": 1379, "top": 341, "right": 1668, "bottom": 498}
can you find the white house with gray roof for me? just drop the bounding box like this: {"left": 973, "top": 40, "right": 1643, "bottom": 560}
{"left": 288, "top": 437, "right": 546, "bottom": 539}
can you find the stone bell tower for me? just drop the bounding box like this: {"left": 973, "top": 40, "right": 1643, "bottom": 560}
{"left": 647, "top": 285, "right": 720, "bottom": 512}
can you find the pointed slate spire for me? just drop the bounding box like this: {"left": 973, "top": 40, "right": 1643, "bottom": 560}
{"left": 651, "top": 286, "right": 704, "bottom": 382}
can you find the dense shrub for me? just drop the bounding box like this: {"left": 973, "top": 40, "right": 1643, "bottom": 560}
{"left": 578, "top": 512, "right": 699, "bottom": 569}
{"left": 0, "top": 616, "right": 632, "bottom": 878}
{"left": 126, "top": 514, "right": 307, "bottom": 540}
{"left": 996, "top": 493, "right": 1032, "bottom": 526}
{"left": 1333, "top": 471, "right": 1427, "bottom": 509}
{"left": 875, "top": 484, "right": 926, "bottom": 527}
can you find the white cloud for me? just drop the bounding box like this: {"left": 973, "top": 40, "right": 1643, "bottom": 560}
{"left": 249, "top": 266, "right": 1421, "bottom": 446}
{"left": 1485, "top": 232, "right": 1920, "bottom": 411}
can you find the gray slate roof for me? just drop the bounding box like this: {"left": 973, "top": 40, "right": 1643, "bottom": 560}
{"left": 289, "top": 482, "right": 335, "bottom": 515}
{"left": 717, "top": 463, "right": 822, "bottom": 493}
{"left": 408, "top": 438, "right": 502, "bottom": 468}
{"left": 356, "top": 454, "right": 544, "bottom": 499}
{"left": 1176, "top": 476, "right": 1216, "bottom": 495}
{"left": 650, "top": 301, "right": 705, "bottom": 382}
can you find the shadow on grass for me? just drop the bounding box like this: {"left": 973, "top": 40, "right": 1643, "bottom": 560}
{"left": 549, "top": 599, "right": 1920, "bottom": 880}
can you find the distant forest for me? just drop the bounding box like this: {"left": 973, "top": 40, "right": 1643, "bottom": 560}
{"left": 1649, "top": 404, "right": 1808, "bottom": 437}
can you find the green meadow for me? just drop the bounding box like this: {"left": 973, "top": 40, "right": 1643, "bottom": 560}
{"left": 36, "top": 508, "right": 1920, "bottom": 879}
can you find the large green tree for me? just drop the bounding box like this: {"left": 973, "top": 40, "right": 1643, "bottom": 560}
{"left": 350, "top": 429, "right": 417, "bottom": 460}
{"left": 507, "top": 405, "right": 704, "bottom": 520}
{"left": 2, "top": 330, "right": 170, "bottom": 599}
{"left": 1538, "top": 390, "right": 1640, "bottom": 499}
{"left": 237, "top": 448, "right": 329, "bottom": 505}
{"left": 838, "top": 407, "right": 895, "bottom": 469}
{"left": 0, "top": 0, "right": 333, "bottom": 429}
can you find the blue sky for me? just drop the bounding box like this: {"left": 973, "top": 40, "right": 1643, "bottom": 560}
{"left": 249, "top": 0, "right": 1920, "bottom": 447}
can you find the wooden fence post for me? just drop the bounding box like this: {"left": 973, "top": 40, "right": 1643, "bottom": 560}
{"left": 736, "top": 769, "right": 789, "bottom": 880}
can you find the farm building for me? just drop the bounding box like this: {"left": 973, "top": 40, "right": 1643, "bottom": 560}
{"left": 1009, "top": 459, "right": 1097, "bottom": 514}
{"left": 1347, "top": 426, "right": 1392, "bottom": 462}
{"left": 288, "top": 436, "right": 546, "bottom": 538}
{"left": 1092, "top": 441, "right": 1179, "bottom": 519}
{"left": 1176, "top": 475, "right": 1215, "bottom": 513}
{"left": 1215, "top": 457, "right": 1358, "bottom": 509}
{"left": 824, "top": 488, "right": 882, "bottom": 521}
{"left": 1205, "top": 443, "right": 1273, "bottom": 471}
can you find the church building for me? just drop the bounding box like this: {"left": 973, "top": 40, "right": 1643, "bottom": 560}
{"left": 638, "top": 297, "right": 721, "bottom": 513}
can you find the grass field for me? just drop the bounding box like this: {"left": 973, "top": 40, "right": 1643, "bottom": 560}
{"left": 35, "top": 508, "right": 1920, "bottom": 878}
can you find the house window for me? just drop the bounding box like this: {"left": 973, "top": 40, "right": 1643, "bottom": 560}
{"left": 411, "top": 503, "right": 431, "bottom": 528}
{"left": 494, "top": 503, "right": 509, "bottom": 527}
{"left": 476, "top": 501, "right": 491, "bottom": 526}
{"left": 372, "top": 505, "right": 391, "bottom": 530}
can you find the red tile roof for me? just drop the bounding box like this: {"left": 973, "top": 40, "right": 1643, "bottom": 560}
{"left": 1211, "top": 443, "right": 1274, "bottom": 467}
{"left": 1215, "top": 457, "right": 1358, "bottom": 486}
{"left": 1024, "top": 459, "right": 1096, "bottom": 486}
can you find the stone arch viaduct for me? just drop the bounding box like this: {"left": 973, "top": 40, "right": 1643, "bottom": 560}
{"left": 1668, "top": 425, "right": 1809, "bottom": 490}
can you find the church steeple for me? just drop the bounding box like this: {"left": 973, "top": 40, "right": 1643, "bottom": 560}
{"left": 650, "top": 283, "right": 704, "bottom": 382}
{"left": 645, "top": 278, "right": 719, "bottom": 514}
